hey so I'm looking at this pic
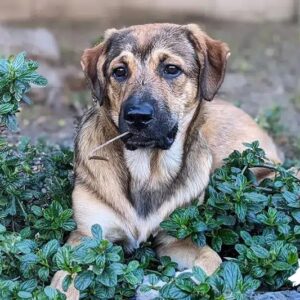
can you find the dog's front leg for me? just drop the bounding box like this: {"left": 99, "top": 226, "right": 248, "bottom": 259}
{"left": 51, "top": 231, "right": 84, "bottom": 300}
{"left": 155, "top": 234, "right": 221, "bottom": 275}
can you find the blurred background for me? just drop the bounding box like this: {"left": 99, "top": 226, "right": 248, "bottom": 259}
{"left": 1, "top": 0, "right": 300, "bottom": 159}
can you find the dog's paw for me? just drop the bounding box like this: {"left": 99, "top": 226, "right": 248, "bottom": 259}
{"left": 194, "top": 247, "right": 222, "bottom": 276}
{"left": 51, "top": 270, "right": 80, "bottom": 300}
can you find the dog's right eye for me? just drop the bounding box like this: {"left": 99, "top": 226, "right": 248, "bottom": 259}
{"left": 163, "top": 64, "right": 182, "bottom": 79}
{"left": 112, "top": 67, "right": 128, "bottom": 81}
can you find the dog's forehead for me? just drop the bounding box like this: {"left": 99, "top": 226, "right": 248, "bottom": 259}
{"left": 106, "top": 24, "right": 195, "bottom": 61}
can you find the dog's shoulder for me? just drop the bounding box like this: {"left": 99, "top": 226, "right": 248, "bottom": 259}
{"left": 75, "top": 106, "right": 99, "bottom": 139}
{"left": 74, "top": 105, "right": 118, "bottom": 154}
{"left": 201, "top": 99, "right": 281, "bottom": 169}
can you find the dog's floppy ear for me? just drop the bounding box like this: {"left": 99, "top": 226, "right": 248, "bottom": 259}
{"left": 186, "top": 24, "right": 230, "bottom": 101}
{"left": 81, "top": 28, "right": 117, "bottom": 105}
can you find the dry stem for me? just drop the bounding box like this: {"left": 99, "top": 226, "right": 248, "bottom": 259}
{"left": 88, "top": 131, "right": 130, "bottom": 161}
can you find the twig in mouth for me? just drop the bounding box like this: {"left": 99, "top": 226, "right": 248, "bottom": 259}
{"left": 88, "top": 131, "right": 130, "bottom": 161}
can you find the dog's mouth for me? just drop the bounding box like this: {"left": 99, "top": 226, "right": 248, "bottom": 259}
{"left": 122, "top": 124, "right": 178, "bottom": 151}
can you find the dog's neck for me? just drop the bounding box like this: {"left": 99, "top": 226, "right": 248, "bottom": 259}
{"left": 124, "top": 103, "right": 201, "bottom": 188}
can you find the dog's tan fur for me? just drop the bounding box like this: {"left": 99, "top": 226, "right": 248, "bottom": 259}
{"left": 51, "top": 23, "right": 281, "bottom": 298}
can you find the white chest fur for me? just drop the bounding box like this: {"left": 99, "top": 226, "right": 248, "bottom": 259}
{"left": 124, "top": 134, "right": 184, "bottom": 188}
{"left": 123, "top": 112, "right": 212, "bottom": 243}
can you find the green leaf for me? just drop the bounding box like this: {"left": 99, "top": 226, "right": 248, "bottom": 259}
{"left": 162, "top": 265, "right": 176, "bottom": 277}
{"left": 124, "top": 272, "right": 140, "bottom": 285}
{"left": 12, "top": 52, "right": 26, "bottom": 70}
{"left": 287, "top": 252, "right": 298, "bottom": 265}
{"left": 60, "top": 209, "right": 73, "bottom": 221}
{"left": 223, "top": 262, "right": 242, "bottom": 290}
{"left": 0, "top": 103, "right": 14, "bottom": 114}
{"left": 219, "top": 229, "right": 239, "bottom": 245}
{"left": 31, "top": 205, "right": 43, "bottom": 216}
{"left": 251, "top": 266, "right": 266, "bottom": 278}
{"left": 6, "top": 114, "right": 18, "bottom": 131}
{"left": 235, "top": 202, "right": 247, "bottom": 221}
{"left": 217, "top": 182, "right": 233, "bottom": 194}
{"left": 22, "top": 95, "right": 32, "bottom": 105}
{"left": 294, "top": 225, "right": 300, "bottom": 235}
{"left": 273, "top": 261, "right": 293, "bottom": 271}
{"left": 17, "top": 291, "right": 32, "bottom": 299}
{"left": 20, "top": 279, "right": 37, "bottom": 292}
{"left": 196, "top": 282, "right": 210, "bottom": 294}
{"left": 192, "top": 266, "right": 207, "bottom": 283}
{"left": 192, "top": 232, "right": 206, "bottom": 247}
{"left": 283, "top": 190, "right": 298, "bottom": 204}
{"left": 250, "top": 245, "right": 269, "bottom": 259}
{"left": 244, "top": 192, "right": 268, "bottom": 203}
{"left": 234, "top": 244, "right": 247, "bottom": 255}
{"left": 62, "top": 219, "right": 76, "bottom": 231}
{"left": 94, "top": 286, "right": 115, "bottom": 298}
{"left": 212, "top": 236, "right": 222, "bottom": 252}
{"left": 44, "top": 286, "right": 58, "bottom": 299}
{"left": 91, "top": 224, "right": 103, "bottom": 240}
{"left": 98, "top": 268, "right": 118, "bottom": 287}
{"left": 0, "top": 224, "right": 6, "bottom": 233}
{"left": 106, "top": 252, "right": 120, "bottom": 262}
{"left": 62, "top": 274, "right": 73, "bottom": 292}
{"left": 15, "top": 239, "right": 36, "bottom": 254}
{"left": 160, "top": 282, "right": 189, "bottom": 299}
{"left": 148, "top": 274, "right": 159, "bottom": 285}
{"left": 55, "top": 246, "right": 71, "bottom": 269}
{"left": 0, "top": 58, "right": 8, "bottom": 73}
{"left": 31, "top": 73, "right": 48, "bottom": 86}
{"left": 291, "top": 210, "right": 300, "bottom": 223}
{"left": 38, "top": 267, "right": 49, "bottom": 281}
{"left": 42, "top": 239, "right": 60, "bottom": 257}
{"left": 127, "top": 260, "right": 139, "bottom": 272}
{"left": 243, "top": 276, "right": 261, "bottom": 292}
{"left": 240, "top": 231, "right": 253, "bottom": 246}
{"left": 192, "top": 221, "right": 207, "bottom": 232}
{"left": 74, "top": 270, "right": 94, "bottom": 291}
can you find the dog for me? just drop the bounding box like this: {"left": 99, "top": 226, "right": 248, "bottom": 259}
{"left": 51, "top": 23, "right": 281, "bottom": 298}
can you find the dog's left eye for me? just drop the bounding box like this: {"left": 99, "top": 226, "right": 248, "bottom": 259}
{"left": 112, "top": 67, "right": 128, "bottom": 80}
{"left": 163, "top": 65, "right": 182, "bottom": 78}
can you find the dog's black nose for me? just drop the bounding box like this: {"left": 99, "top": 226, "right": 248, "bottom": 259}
{"left": 124, "top": 103, "right": 154, "bottom": 128}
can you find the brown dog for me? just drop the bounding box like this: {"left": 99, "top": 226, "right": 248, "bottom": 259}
{"left": 52, "top": 23, "right": 281, "bottom": 298}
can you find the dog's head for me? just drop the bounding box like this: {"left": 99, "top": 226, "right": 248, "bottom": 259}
{"left": 81, "top": 23, "right": 230, "bottom": 150}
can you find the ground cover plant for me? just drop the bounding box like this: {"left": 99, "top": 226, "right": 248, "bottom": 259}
{"left": 0, "top": 53, "right": 299, "bottom": 300}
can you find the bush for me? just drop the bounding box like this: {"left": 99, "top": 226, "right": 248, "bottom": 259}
{"left": 0, "top": 52, "right": 47, "bottom": 132}
{"left": 161, "top": 142, "right": 300, "bottom": 291}
{"left": 0, "top": 53, "right": 299, "bottom": 299}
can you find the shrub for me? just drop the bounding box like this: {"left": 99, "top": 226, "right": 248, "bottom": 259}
{"left": 161, "top": 142, "right": 300, "bottom": 291}
{"left": 0, "top": 53, "right": 299, "bottom": 299}
{"left": 0, "top": 52, "right": 47, "bottom": 132}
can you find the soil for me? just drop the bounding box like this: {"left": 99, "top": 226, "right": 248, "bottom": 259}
{"left": 6, "top": 19, "right": 300, "bottom": 155}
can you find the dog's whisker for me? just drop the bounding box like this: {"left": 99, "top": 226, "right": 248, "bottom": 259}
{"left": 88, "top": 131, "right": 130, "bottom": 161}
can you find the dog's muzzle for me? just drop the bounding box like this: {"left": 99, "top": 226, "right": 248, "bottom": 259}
{"left": 119, "top": 94, "right": 178, "bottom": 151}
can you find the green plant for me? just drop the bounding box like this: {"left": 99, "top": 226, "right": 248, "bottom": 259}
{"left": 0, "top": 52, "right": 47, "bottom": 131}
{"left": 256, "top": 106, "right": 284, "bottom": 138}
{"left": 256, "top": 104, "right": 300, "bottom": 164}
{"left": 1, "top": 140, "right": 299, "bottom": 299}
{"left": 1, "top": 53, "right": 300, "bottom": 299}
{"left": 161, "top": 141, "right": 300, "bottom": 292}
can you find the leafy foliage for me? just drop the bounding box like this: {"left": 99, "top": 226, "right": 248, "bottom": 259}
{"left": 1, "top": 53, "right": 300, "bottom": 299}
{"left": 1, "top": 142, "right": 299, "bottom": 299}
{"left": 161, "top": 141, "right": 300, "bottom": 291}
{"left": 0, "top": 52, "right": 47, "bottom": 131}
{"left": 0, "top": 138, "right": 74, "bottom": 299}
{"left": 256, "top": 106, "right": 284, "bottom": 138}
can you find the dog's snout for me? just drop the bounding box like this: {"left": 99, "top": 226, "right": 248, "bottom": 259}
{"left": 124, "top": 103, "right": 154, "bottom": 128}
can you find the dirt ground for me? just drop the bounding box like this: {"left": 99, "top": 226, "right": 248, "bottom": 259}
{"left": 8, "top": 18, "right": 300, "bottom": 157}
